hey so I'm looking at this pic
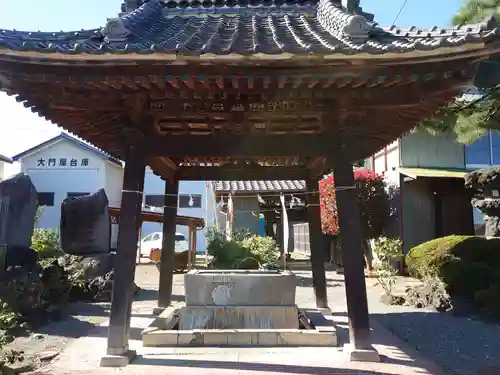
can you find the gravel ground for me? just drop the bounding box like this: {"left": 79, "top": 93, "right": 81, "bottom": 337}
{"left": 364, "top": 279, "right": 500, "bottom": 375}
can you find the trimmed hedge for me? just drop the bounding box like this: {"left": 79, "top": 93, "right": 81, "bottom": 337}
{"left": 406, "top": 235, "right": 500, "bottom": 316}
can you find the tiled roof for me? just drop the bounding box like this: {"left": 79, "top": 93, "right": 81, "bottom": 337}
{"left": 215, "top": 180, "right": 306, "bottom": 193}
{"left": 0, "top": 0, "right": 498, "bottom": 56}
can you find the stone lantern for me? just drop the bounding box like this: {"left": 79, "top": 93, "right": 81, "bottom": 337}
{"left": 465, "top": 167, "right": 500, "bottom": 237}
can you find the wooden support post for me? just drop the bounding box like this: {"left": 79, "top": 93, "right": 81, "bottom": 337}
{"left": 187, "top": 226, "right": 194, "bottom": 270}
{"left": 192, "top": 229, "right": 197, "bottom": 267}
{"left": 137, "top": 224, "right": 142, "bottom": 265}
{"left": 306, "top": 177, "right": 328, "bottom": 309}
{"left": 332, "top": 150, "right": 379, "bottom": 360}
{"left": 103, "top": 147, "right": 145, "bottom": 366}
{"left": 158, "top": 177, "right": 179, "bottom": 309}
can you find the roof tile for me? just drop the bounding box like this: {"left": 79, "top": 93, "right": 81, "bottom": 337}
{"left": 214, "top": 180, "right": 306, "bottom": 193}
{"left": 0, "top": 0, "right": 498, "bottom": 56}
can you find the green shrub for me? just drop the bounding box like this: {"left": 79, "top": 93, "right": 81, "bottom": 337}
{"left": 31, "top": 228, "right": 63, "bottom": 258}
{"left": 406, "top": 235, "right": 500, "bottom": 315}
{"left": 406, "top": 235, "right": 500, "bottom": 279}
{"left": 240, "top": 235, "right": 279, "bottom": 265}
{"left": 205, "top": 228, "right": 279, "bottom": 269}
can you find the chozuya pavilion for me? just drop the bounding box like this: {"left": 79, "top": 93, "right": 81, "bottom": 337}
{"left": 1, "top": 0, "right": 499, "bottom": 367}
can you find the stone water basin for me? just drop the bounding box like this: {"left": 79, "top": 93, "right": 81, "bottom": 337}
{"left": 142, "top": 269, "right": 338, "bottom": 347}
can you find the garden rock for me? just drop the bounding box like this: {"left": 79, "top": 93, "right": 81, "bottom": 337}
{"left": 58, "top": 253, "right": 113, "bottom": 281}
{"left": 60, "top": 188, "right": 111, "bottom": 256}
{"left": 0, "top": 174, "right": 38, "bottom": 249}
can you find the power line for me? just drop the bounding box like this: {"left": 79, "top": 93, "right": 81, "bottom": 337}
{"left": 392, "top": 0, "right": 409, "bottom": 26}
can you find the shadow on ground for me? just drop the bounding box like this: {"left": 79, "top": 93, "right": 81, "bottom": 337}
{"left": 134, "top": 288, "right": 185, "bottom": 302}
{"left": 371, "top": 311, "right": 500, "bottom": 375}
{"left": 295, "top": 275, "right": 343, "bottom": 288}
{"left": 131, "top": 357, "right": 395, "bottom": 375}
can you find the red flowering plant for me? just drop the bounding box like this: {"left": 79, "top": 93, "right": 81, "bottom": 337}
{"left": 319, "top": 169, "right": 391, "bottom": 239}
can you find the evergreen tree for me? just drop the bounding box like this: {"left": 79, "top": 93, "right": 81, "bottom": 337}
{"left": 420, "top": 0, "right": 500, "bottom": 143}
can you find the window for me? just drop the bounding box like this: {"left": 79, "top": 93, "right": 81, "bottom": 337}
{"left": 67, "top": 192, "right": 90, "bottom": 199}
{"left": 175, "top": 234, "right": 186, "bottom": 241}
{"left": 178, "top": 194, "right": 202, "bottom": 208}
{"left": 151, "top": 233, "right": 161, "bottom": 241}
{"left": 37, "top": 192, "right": 54, "bottom": 207}
{"left": 492, "top": 131, "right": 500, "bottom": 165}
{"left": 465, "top": 133, "right": 491, "bottom": 166}
{"left": 144, "top": 194, "right": 164, "bottom": 208}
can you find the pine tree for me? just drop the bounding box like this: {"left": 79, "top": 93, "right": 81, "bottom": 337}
{"left": 420, "top": 0, "right": 500, "bottom": 143}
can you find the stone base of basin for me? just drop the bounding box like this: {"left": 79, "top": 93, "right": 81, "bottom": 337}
{"left": 179, "top": 305, "right": 299, "bottom": 330}
{"left": 142, "top": 306, "right": 337, "bottom": 347}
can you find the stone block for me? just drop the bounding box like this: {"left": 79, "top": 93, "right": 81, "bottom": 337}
{"left": 184, "top": 270, "right": 296, "bottom": 307}
{"left": 343, "top": 343, "right": 380, "bottom": 362}
{"left": 100, "top": 349, "right": 136, "bottom": 367}
{"left": 226, "top": 330, "right": 254, "bottom": 345}
{"left": 60, "top": 188, "right": 111, "bottom": 255}
{"left": 142, "top": 330, "right": 178, "bottom": 347}
{"left": 279, "top": 331, "right": 337, "bottom": 346}
{"left": 257, "top": 331, "right": 280, "bottom": 346}
{"left": 203, "top": 330, "right": 229, "bottom": 345}
{"left": 177, "top": 331, "right": 196, "bottom": 345}
{"left": 179, "top": 305, "right": 299, "bottom": 330}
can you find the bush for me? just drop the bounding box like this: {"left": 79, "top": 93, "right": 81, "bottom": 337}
{"left": 206, "top": 228, "right": 279, "bottom": 269}
{"left": 373, "top": 237, "right": 402, "bottom": 297}
{"left": 319, "top": 169, "right": 391, "bottom": 238}
{"left": 31, "top": 228, "right": 63, "bottom": 258}
{"left": 406, "top": 235, "right": 500, "bottom": 317}
{"left": 240, "top": 235, "right": 279, "bottom": 265}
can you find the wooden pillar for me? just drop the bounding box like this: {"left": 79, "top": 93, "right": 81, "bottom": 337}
{"left": 306, "top": 176, "right": 328, "bottom": 308}
{"left": 332, "top": 151, "right": 373, "bottom": 351}
{"left": 106, "top": 147, "right": 145, "bottom": 359}
{"left": 187, "top": 226, "right": 193, "bottom": 270}
{"left": 158, "top": 177, "right": 179, "bottom": 308}
{"left": 192, "top": 229, "right": 197, "bottom": 266}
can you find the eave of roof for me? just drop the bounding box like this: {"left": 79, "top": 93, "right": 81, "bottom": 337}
{"left": 0, "top": 0, "right": 499, "bottom": 62}
{"left": 215, "top": 180, "right": 306, "bottom": 193}
{"left": 12, "top": 133, "right": 122, "bottom": 167}
{"left": 0, "top": 153, "right": 13, "bottom": 164}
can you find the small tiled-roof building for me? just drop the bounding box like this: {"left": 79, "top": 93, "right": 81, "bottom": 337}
{"left": 214, "top": 180, "right": 306, "bottom": 195}
{"left": 214, "top": 180, "right": 307, "bottom": 251}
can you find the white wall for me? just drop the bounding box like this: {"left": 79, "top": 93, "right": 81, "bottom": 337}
{"left": 141, "top": 171, "right": 216, "bottom": 252}
{"left": 0, "top": 162, "right": 5, "bottom": 181}
{"left": 20, "top": 139, "right": 106, "bottom": 229}
{"left": 372, "top": 140, "right": 400, "bottom": 186}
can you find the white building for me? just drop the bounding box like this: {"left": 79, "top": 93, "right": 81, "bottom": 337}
{"left": 0, "top": 153, "right": 13, "bottom": 181}
{"left": 12, "top": 133, "right": 216, "bottom": 252}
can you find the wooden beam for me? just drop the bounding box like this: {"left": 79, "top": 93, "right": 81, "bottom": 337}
{"left": 139, "top": 134, "right": 333, "bottom": 157}
{"left": 176, "top": 166, "right": 308, "bottom": 181}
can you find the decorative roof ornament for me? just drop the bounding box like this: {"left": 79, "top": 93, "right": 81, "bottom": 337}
{"left": 119, "top": 0, "right": 145, "bottom": 16}
{"left": 317, "top": 0, "right": 372, "bottom": 43}
{"left": 101, "top": 18, "right": 131, "bottom": 42}
{"left": 345, "top": 0, "right": 374, "bottom": 21}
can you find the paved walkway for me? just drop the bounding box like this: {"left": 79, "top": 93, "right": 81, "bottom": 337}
{"left": 27, "top": 264, "right": 446, "bottom": 375}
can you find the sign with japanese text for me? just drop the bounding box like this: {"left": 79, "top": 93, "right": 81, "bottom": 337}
{"left": 36, "top": 157, "right": 90, "bottom": 168}
{"left": 150, "top": 100, "right": 326, "bottom": 113}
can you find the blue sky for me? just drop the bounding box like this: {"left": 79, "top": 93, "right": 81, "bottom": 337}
{"left": 0, "top": 0, "right": 463, "bottom": 175}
